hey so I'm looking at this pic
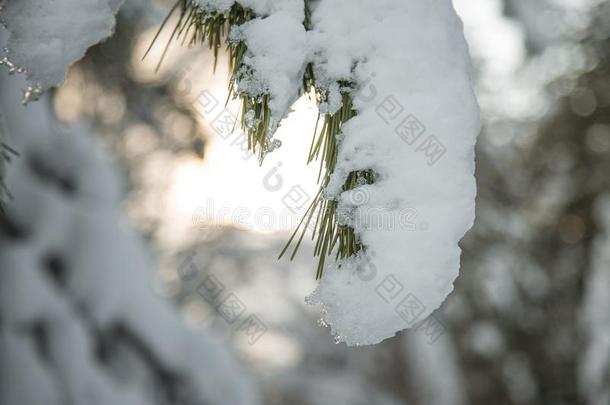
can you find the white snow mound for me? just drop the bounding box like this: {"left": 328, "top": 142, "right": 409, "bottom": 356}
{"left": 0, "top": 0, "right": 124, "bottom": 96}
{"left": 306, "top": 0, "right": 480, "bottom": 346}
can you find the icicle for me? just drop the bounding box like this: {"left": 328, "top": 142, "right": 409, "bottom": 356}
{"left": 266, "top": 138, "right": 282, "bottom": 153}
{"left": 0, "top": 49, "right": 18, "bottom": 75}
{"left": 0, "top": 48, "right": 43, "bottom": 105}
{"left": 22, "top": 84, "right": 44, "bottom": 106}
{"left": 332, "top": 334, "right": 345, "bottom": 345}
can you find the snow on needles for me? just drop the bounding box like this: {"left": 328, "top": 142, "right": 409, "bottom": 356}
{"left": 0, "top": 0, "right": 124, "bottom": 100}
{"left": 307, "top": 0, "right": 480, "bottom": 345}
{"left": 233, "top": 7, "right": 307, "bottom": 123}
{"left": 200, "top": 0, "right": 479, "bottom": 346}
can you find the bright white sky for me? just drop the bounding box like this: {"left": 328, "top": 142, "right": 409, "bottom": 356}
{"left": 166, "top": 85, "right": 321, "bottom": 233}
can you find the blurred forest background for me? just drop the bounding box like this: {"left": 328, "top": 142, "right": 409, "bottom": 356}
{"left": 1, "top": 0, "right": 609, "bottom": 404}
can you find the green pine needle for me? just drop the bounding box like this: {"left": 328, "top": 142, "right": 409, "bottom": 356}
{"left": 279, "top": 87, "right": 376, "bottom": 279}
{"left": 147, "top": 1, "right": 275, "bottom": 163}
{"left": 150, "top": 0, "right": 377, "bottom": 278}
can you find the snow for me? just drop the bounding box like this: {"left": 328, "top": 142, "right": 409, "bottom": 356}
{"left": 184, "top": 0, "right": 480, "bottom": 346}
{"left": 188, "top": 1, "right": 309, "bottom": 156}
{"left": 0, "top": 0, "right": 124, "bottom": 101}
{"left": 195, "top": 0, "right": 301, "bottom": 16}
{"left": 2, "top": 0, "right": 607, "bottom": 402}
{"left": 235, "top": 9, "right": 307, "bottom": 122}
{"left": 307, "top": 0, "right": 480, "bottom": 345}
{"left": 0, "top": 70, "right": 260, "bottom": 405}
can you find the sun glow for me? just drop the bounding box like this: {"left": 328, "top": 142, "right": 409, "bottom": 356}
{"left": 167, "top": 91, "right": 320, "bottom": 233}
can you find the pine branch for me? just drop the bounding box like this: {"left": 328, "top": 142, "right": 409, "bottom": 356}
{"left": 280, "top": 86, "right": 375, "bottom": 279}
{"left": 146, "top": 1, "right": 280, "bottom": 162}
{"left": 151, "top": 0, "right": 377, "bottom": 278}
